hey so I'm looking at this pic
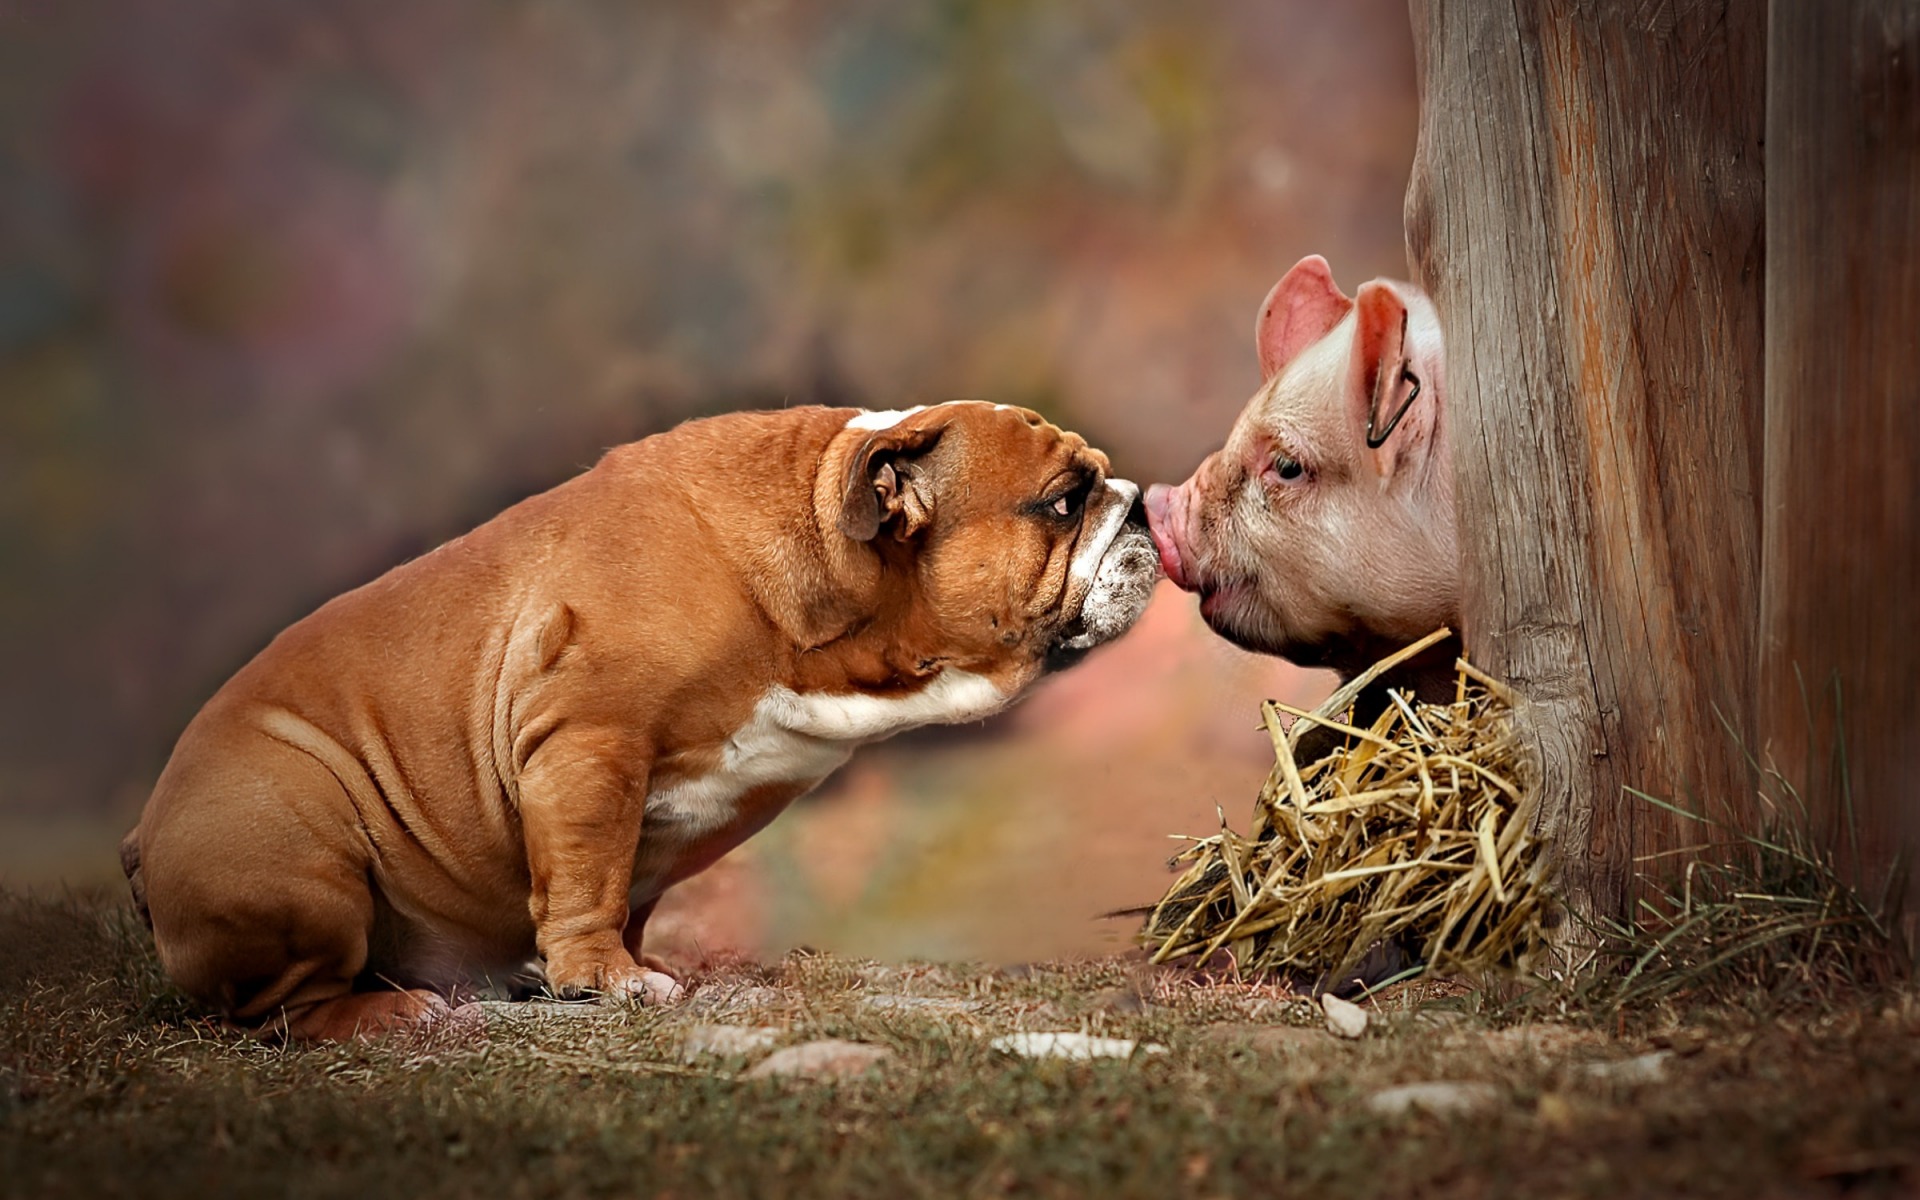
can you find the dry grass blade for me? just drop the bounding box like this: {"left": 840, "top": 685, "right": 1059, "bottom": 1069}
{"left": 1141, "top": 630, "right": 1552, "bottom": 985}
{"left": 1574, "top": 782, "right": 1911, "bottom": 1012}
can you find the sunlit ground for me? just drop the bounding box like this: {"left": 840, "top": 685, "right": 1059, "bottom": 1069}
{"left": 6, "top": 890, "right": 1916, "bottom": 1200}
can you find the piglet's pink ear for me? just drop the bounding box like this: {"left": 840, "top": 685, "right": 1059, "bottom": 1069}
{"left": 1349, "top": 281, "right": 1416, "bottom": 475}
{"left": 1255, "top": 255, "right": 1354, "bottom": 380}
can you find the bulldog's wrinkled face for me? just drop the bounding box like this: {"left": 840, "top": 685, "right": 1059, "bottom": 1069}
{"left": 835, "top": 402, "right": 1158, "bottom": 691}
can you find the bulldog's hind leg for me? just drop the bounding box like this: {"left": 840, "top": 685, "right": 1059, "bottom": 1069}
{"left": 277, "top": 988, "right": 452, "bottom": 1041}
{"left": 137, "top": 733, "right": 446, "bottom": 1040}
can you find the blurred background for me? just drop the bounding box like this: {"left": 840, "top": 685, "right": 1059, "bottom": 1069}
{"left": 0, "top": 0, "right": 1416, "bottom": 961}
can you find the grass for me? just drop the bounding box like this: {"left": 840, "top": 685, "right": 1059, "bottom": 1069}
{"left": 1564, "top": 785, "right": 1911, "bottom": 1015}
{"left": 3, "top": 889, "right": 1919, "bottom": 1199}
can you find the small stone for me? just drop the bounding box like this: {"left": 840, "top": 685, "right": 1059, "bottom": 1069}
{"left": 1089, "top": 987, "right": 1146, "bottom": 1014}
{"left": 1650, "top": 1028, "right": 1709, "bottom": 1056}
{"left": 685, "top": 985, "right": 785, "bottom": 1016}
{"left": 1579, "top": 1051, "right": 1671, "bottom": 1085}
{"left": 1364, "top": 1081, "right": 1503, "bottom": 1118}
{"left": 1199, "top": 1024, "right": 1322, "bottom": 1055}
{"left": 990, "top": 1032, "right": 1167, "bottom": 1061}
{"left": 630, "top": 970, "right": 684, "bottom": 1005}
{"left": 743, "top": 1039, "right": 892, "bottom": 1081}
{"left": 1535, "top": 1092, "right": 1577, "bottom": 1133}
{"left": 469, "top": 999, "right": 604, "bottom": 1024}
{"left": 679, "top": 1024, "right": 780, "bottom": 1062}
{"left": 857, "top": 964, "right": 950, "bottom": 987}
{"left": 861, "top": 994, "right": 982, "bottom": 1015}
{"left": 1321, "top": 993, "right": 1369, "bottom": 1039}
{"left": 1480, "top": 1022, "right": 1603, "bottom": 1059}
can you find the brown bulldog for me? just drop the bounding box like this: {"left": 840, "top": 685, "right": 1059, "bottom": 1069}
{"left": 122, "top": 402, "right": 1157, "bottom": 1039}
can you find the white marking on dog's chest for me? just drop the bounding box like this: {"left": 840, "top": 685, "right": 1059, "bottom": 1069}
{"left": 634, "top": 671, "right": 1009, "bottom": 892}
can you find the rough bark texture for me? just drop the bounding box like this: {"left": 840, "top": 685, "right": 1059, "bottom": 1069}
{"left": 1759, "top": 0, "right": 1920, "bottom": 901}
{"left": 1405, "top": 0, "right": 1766, "bottom": 921}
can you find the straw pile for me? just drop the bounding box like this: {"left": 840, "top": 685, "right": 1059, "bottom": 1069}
{"left": 1141, "top": 629, "right": 1552, "bottom": 987}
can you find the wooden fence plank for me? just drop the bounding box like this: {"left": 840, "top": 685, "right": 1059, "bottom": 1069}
{"left": 1760, "top": 0, "right": 1920, "bottom": 902}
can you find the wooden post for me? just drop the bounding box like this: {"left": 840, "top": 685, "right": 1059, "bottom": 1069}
{"left": 1759, "top": 1, "right": 1920, "bottom": 902}
{"left": 1404, "top": 0, "right": 1766, "bottom": 923}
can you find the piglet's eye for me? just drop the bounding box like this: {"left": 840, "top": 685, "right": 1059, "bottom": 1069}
{"left": 1272, "top": 453, "right": 1306, "bottom": 482}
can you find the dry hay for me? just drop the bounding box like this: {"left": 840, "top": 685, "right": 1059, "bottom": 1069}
{"left": 1141, "top": 629, "right": 1553, "bottom": 987}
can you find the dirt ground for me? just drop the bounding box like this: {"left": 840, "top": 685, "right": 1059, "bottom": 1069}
{"left": 2, "top": 890, "right": 1916, "bottom": 1200}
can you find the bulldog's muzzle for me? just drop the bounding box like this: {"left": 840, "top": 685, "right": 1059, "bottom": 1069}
{"left": 1047, "top": 480, "right": 1159, "bottom": 669}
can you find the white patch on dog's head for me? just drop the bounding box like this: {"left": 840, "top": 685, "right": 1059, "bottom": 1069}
{"left": 846, "top": 406, "right": 928, "bottom": 432}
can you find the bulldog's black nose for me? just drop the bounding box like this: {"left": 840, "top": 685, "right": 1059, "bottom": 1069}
{"left": 1042, "top": 640, "right": 1091, "bottom": 674}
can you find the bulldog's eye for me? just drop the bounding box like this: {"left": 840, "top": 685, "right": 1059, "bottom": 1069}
{"left": 1047, "top": 478, "right": 1093, "bottom": 519}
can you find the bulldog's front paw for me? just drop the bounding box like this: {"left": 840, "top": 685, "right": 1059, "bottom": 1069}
{"left": 548, "top": 954, "right": 684, "bottom": 1005}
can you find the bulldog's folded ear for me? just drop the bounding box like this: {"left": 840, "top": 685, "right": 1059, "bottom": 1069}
{"left": 838, "top": 422, "right": 945, "bottom": 542}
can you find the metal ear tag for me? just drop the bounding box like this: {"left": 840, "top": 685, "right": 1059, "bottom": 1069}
{"left": 1366, "top": 361, "right": 1422, "bottom": 449}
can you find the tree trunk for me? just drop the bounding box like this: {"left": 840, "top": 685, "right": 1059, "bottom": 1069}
{"left": 1759, "top": 1, "right": 1920, "bottom": 904}
{"left": 1404, "top": 0, "right": 1767, "bottom": 923}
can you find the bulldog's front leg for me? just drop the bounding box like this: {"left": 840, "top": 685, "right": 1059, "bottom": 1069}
{"left": 517, "top": 730, "right": 679, "bottom": 1004}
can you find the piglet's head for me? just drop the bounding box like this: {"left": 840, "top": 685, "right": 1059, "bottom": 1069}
{"left": 1144, "top": 255, "right": 1458, "bottom": 677}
